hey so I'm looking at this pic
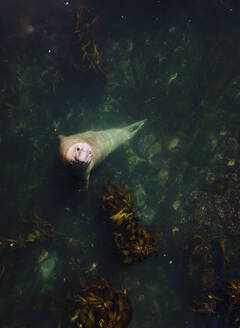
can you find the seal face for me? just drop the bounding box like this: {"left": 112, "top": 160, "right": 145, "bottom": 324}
{"left": 66, "top": 142, "right": 92, "bottom": 169}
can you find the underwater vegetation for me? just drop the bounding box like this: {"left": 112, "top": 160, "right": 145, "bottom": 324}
{"left": 181, "top": 232, "right": 240, "bottom": 327}
{"left": 167, "top": 129, "right": 240, "bottom": 326}
{"left": 55, "top": 273, "right": 132, "bottom": 328}
{"left": 184, "top": 235, "right": 226, "bottom": 291}
{"left": 50, "top": 70, "right": 64, "bottom": 94}
{"left": 59, "top": 1, "right": 107, "bottom": 76}
{"left": 0, "top": 87, "right": 19, "bottom": 111}
{"left": 75, "top": 4, "right": 102, "bottom": 72}
{"left": 192, "top": 279, "right": 240, "bottom": 328}
{"left": 0, "top": 212, "right": 80, "bottom": 284}
{"left": 0, "top": 212, "right": 73, "bottom": 250}
{"left": 2, "top": 1, "right": 240, "bottom": 326}
{"left": 102, "top": 181, "right": 158, "bottom": 263}
{"left": 207, "top": 159, "right": 240, "bottom": 237}
{"left": 177, "top": 130, "right": 240, "bottom": 238}
{"left": 0, "top": 212, "right": 133, "bottom": 327}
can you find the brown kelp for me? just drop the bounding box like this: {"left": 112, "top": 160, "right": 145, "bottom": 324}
{"left": 52, "top": 273, "right": 132, "bottom": 328}
{"left": 0, "top": 212, "right": 75, "bottom": 249}
{"left": 72, "top": 2, "right": 106, "bottom": 75}
{"left": 102, "top": 181, "right": 158, "bottom": 263}
{"left": 185, "top": 235, "right": 226, "bottom": 284}
{"left": 0, "top": 212, "right": 80, "bottom": 283}
{"left": 0, "top": 212, "right": 132, "bottom": 327}
{"left": 182, "top": 235, "right": 223, "bottom": 312}
{"left": 192, "top": 279, "right": 240, "bottom": 327}
{"left": 182, "top": 233, "right": 240, "bottom": 327}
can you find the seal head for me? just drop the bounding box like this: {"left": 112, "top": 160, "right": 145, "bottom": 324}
{"left": 66, "top": 142, "right": 92, "bottom": 169}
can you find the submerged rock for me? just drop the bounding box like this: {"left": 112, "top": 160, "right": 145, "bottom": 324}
{"left": 172, "top": 200, "right": 181, "bottom": 211}
{"left": 39, "top": 252, "right": 57, "bottom": 280}
{"left": 157, "top": 168, "right": 169, "bottom": 186}
{"left": 141, "top": 206, "right": 156, "bottom": 225}
{"left": 168, "top": 137, "right": 179, "bottom": 151}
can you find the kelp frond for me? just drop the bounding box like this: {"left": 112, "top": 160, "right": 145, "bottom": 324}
{"left": 102, "top": 181, "right": 158, "bottom": 263}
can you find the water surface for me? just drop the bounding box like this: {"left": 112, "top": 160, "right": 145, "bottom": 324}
{"left": 1, "top": 1, "right": 240, "bottom": 327}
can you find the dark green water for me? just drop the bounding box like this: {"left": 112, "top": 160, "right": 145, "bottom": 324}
{"left": 1, "top": 0, "right": 240, "bottom": 327}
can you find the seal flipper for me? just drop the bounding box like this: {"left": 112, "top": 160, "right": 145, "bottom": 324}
{"left": 126, "top": 119, "right": 147, "bottom": 138}
{"left": 74, "top": 172, "right": 90, "bottom": 191}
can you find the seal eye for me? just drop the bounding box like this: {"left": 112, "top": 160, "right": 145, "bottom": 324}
{"left": 77, "top": 148, "right": 80, "bottom": 151}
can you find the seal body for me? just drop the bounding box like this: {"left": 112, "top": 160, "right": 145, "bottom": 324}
{"left": 59, "top": 119, "right": 146, "bottom": 187}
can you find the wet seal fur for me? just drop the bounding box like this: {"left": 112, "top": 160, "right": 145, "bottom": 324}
{"left": 58, "top": 119, "right": 146, "bottom": 188}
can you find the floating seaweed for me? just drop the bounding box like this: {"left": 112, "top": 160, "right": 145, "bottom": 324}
{"left": 52, "top": 273, "right": 132, "bottom": 328}
{"left": 0, "top": 210, "right": 131, "bottom": 327}
{"left": 192, "top": 292, "right": 222, "bottom": 315}
{"left": 185, "top": 235, "right": 223, "bottom": 281}
{"left": 51, "top": 70, "right": 64, "bottom": 94}
{"left": 0, "top": 213, "right": 73, "bottom": 288}
{"left": 73, "top": 3, "right": 106, "bottom": 74}
{"left": 0, "top": 212, "right": 66, "bottom": 250}
{"left": 181, "top": 233, "right": 225, "bottom": 313}
{"left": 0, "top": 87, "right": 20, "bottom": 121}
{"left": 102, "top": 181, "right": 158, "bottom": 263}
{"left": 0, "top": 212, "right": 80, "bottom": 283}
{"left": 192, "top": 279, "right": 240, "bottom": 327}
{"left": 182, "top": 233, "right": 240, "bottom": 327}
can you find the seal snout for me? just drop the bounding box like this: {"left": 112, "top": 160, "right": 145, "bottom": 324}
{"left": 75, "top": 143, "right": 92, "bottom": 162}
{"left": 67, "top": 142, "right": 93, "bottom": 169}
{"left": 76, "top": 145, "right": 91, "bottom": 162}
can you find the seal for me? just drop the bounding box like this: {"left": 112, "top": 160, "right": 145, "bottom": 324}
{"left": 58, "top": 119, "right": 146, "bottom": 188}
